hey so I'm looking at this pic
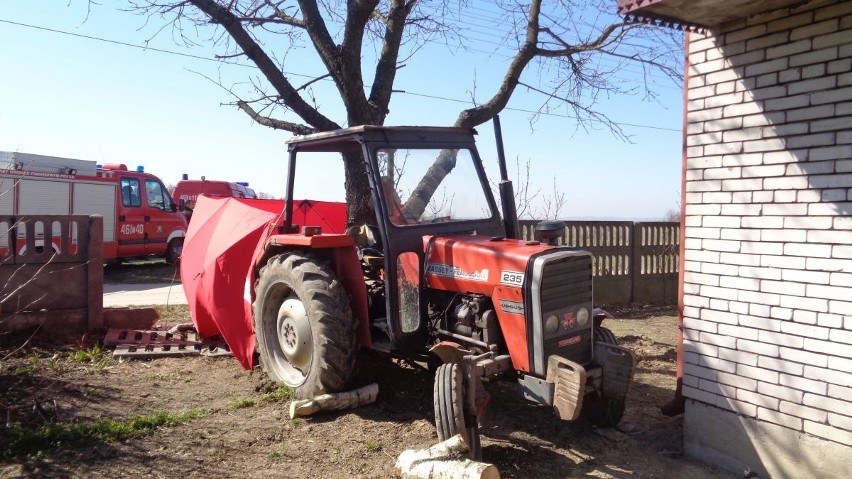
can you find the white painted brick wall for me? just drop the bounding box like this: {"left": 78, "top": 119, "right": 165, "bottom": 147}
{"left": 682, "top": 0, "right": 852, "bottom": 445}
{"left": 683, "top": 1, "right": 852, "bottom": 445}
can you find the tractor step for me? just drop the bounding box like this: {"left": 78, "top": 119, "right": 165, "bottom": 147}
{"left": 105, "top": 328, "right": 231, "bottom": 359}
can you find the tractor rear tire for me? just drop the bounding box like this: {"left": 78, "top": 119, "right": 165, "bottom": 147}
{"left": 583, "top": 326, "right": 626, "bottom": 427}
{"left": 434, "top": 363, "right": 482, "bottom": 460}
{"left": 253, "top": 252, "right": 357, "bottom": 400}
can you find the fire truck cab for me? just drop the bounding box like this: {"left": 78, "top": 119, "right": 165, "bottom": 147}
{"left": 0, "top": 151, "right": 187, "bottom": 264}
{"left": 172, "top": 175, "right": 257, "bottom": 222}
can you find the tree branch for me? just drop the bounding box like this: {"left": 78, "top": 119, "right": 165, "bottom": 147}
{"left": 190, "top": 0, "right": 338, "bottom": 131}
{"left": 368, "top": 0, "right": 414, "bottom": 123}
{"left": 236, "top": 101, "right": 313, "bottom": 134}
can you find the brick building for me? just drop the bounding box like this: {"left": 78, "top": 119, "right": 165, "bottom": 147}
{"left": 616, "top": 1, "right": 852, "bottom": 477}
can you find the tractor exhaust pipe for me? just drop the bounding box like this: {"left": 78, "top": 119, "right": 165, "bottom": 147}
{"left": 493, "top": 116, "right": 519, "bottom": 239}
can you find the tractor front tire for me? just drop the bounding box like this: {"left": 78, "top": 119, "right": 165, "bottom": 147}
{"left": 253, "top": 252, "right": 357, "bottom": 400}
{"left": 583, "top": 326, "right": 627, "bottom": 427}
{"left": 164, "top": 238, "right": 183, "bottom": 265}
{"left": 434, "top": 363, "right": 482, "bottom": 460}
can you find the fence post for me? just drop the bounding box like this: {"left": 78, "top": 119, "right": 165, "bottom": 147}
{"left": 87, "top": 215, "right": 104, "bottom": 330}
{"left": 629, "top": 223, "right": 642, "bottom": 304}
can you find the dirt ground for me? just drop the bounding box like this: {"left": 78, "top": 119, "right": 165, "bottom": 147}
{"left": 0, "top": 301, "right": 732, "bottom": 479}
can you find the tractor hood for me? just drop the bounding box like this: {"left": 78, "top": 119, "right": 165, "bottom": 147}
{"left": 423, "top": 234, "right": 562, "bottom": 294}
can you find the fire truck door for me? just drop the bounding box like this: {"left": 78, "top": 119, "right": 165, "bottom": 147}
{"left": 117, "top": 177, "right": 146, "bottom": 256}
{"left": 142, "top": 179, "right": 173, "bottom": 255}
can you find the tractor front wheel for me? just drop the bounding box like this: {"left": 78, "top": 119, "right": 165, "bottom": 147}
{"left": 583, "top": 326, "right": 627, "bottom": 427}
{"left": 164, "top": 238, "right": 183, "bottom": 265}
{"left": 253, "top": 252, "right": 357, "bottom": 399}
{"left": 434, "top": 362, "right": 482, "bottom": 460}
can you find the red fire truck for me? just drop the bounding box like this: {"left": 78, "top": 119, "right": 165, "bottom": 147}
{"left": 1, "top": 151, "right": 187, "bottom": 263}
{"left": 172, "top": 175, "right": 257, "bottom": 222}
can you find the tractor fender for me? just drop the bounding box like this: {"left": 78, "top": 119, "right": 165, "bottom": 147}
{"left": 429, "top": 341, "right": 469, "bottom": 365}
{"left": 251, "top": 234, "right": 371, "bottom": 348}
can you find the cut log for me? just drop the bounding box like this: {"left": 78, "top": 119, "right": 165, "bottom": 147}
{"left": 393, "top": 435, "right": 500, "bottom": 479}
{"left": 288, "top": 383, "right": 379, "bottom": 418}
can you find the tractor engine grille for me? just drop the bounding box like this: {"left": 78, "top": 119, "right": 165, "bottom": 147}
{"left": 528, "top": 250, "right": 594, "bottom": 376}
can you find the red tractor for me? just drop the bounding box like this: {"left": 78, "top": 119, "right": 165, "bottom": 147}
{"left": 250, "top": 122, "right": 634, "bottom": 458}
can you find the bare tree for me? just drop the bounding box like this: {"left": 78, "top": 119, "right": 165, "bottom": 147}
{"left": 125, "top": 0, "right": 681, "bottom": 224}
{"left": 538, "top": 177, "right": 567, "bottom": 220}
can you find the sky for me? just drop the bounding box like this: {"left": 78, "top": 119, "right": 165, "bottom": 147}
{"left": 0, "top": 1, "right": 684, "bottom": 221}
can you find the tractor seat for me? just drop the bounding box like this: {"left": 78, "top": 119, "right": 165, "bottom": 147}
{"left": 346, "top": 224, "right": 384, "bottom": 266}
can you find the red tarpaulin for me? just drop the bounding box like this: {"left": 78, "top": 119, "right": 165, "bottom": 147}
{"left": 180, "top": 196, "right": 347, "bottom": 369}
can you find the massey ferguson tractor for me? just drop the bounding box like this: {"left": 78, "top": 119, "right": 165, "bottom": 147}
{"left": 250, "top": 121, "right": 635, "bottom": 458}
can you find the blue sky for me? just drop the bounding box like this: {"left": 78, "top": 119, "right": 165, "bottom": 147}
{"left": 0, "top": 1, "right": 684, "bottom": 220}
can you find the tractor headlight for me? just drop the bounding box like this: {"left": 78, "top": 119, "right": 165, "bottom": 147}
{"left": 545, "top": 314, "right": 560, "bottom": 334}
{"left": 577, "top": 307, "right": 590, "bottom": 327}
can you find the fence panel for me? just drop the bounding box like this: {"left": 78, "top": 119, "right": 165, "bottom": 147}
{"left": 1, "top": 214, "right": 104, "bottom": 333}
{"left": 519, "top": 220, "right": 679, "bottom": 305}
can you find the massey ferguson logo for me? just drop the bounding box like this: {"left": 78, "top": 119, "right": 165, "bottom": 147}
{"left": 499, "top": 300, "right": 524, "bottom": 315}
{"left": 561, "top": 312, "right": 576, "bottom": 329}
{"left": 426, "top": 263, "right": 489, "bottom": 282}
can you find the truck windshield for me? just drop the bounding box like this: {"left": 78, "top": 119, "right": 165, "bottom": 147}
{"left": 377, "top": 148, "right": 494, "bottom": 226}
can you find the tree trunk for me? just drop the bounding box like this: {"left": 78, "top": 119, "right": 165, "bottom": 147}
{"left": 342, "top": 151, "right": 376, "bottom": 226}
{"left": 401, "top": 149, "right": 458, "bottom": 221}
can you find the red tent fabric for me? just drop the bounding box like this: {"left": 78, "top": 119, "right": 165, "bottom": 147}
{"left": 179, "top": 196, "right": 347, "bottom": 369}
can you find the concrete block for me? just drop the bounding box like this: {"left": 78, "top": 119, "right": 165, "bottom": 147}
{"left": 791, "top": 19, "right": 840, "bottom": 40}
{"left": 722, "top": 102, "right": 764, "bottom": 118}
{"left": 763, "top": 94, "right": 810, "bottom": 111}
{"left": 767, "top": 39, "right": 812, "bottom": 59}
{"left": 809, "top": 144, "right": 852, "bottom": 160}
{"left": 787, "top": 104, "right": 836, "bottom": 122}
{"left": 756, "top": 72, "right": 779, "bottom": 87}
{"left": 785, "top": 242, "right": 832, "bottom": 258}
{"left": 758, "top": 407, "right": 803, "bottom": 430}
{"left": 780, "top": 373, "right": 828, "bottom": 395}
{"left": 757, "top": 357, "right": 803, "bottom": 376}
{"left": 786, "top": 132, "right": 837, "bottom": 147}
{"left": 788, "top": 76, "right": 837, "bottom": 95}
{"left": 780, "top": 347, "right": 828, "bottom": 367}
{"left": 813, "top": 31, "right": 852, "bottom": 49}
{"left": 811, "top": 115, "right": 852, "bottom": 132}
{"left": 727, "top": 25, "right": 768, "bottom": 43}
{"left": 760, "top": 331, "right": 805, "bottom": 349}
{"left": 789, "top": 46, "right": 840, "bottom": 67}
{"left": 737, "top": 338, "right": 779, "bottom": 357}
{"left": 684, "top": 400, "right": 852, "bottom": 478}
{"left": 743, "top": 138, "right": 787, "bottom": 152}
{"left": 781, "top": 322, "right": 831, "bottom": 340}
{"left": 802, "top": 63, "right": 827, "bottom": 78}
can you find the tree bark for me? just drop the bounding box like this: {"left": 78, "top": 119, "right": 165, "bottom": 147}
{"left": 288, "top": 383, "right": 379, "bottom": 418}
{"left": 341, "top": 151, "right": 376, "bottom": 226}
{"left": 393, "top": 435, "right": 500, "bottom": 479}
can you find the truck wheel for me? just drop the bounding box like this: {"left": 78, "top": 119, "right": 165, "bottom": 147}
{"left": 164, "top": 238, "right": 183, "bottom": 265}
{"left": 253, "top": 252, "right": 357, "bottom": 400}
{"left": 583, "top": 326, "right": 626, "bottom": 427}
{"left": 434, "top": 363, "right": 481, "bottom": 460}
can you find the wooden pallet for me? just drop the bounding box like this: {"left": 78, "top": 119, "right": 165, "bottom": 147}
{"left": 105, "top": 328, "right": 231, "bottom": 359}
